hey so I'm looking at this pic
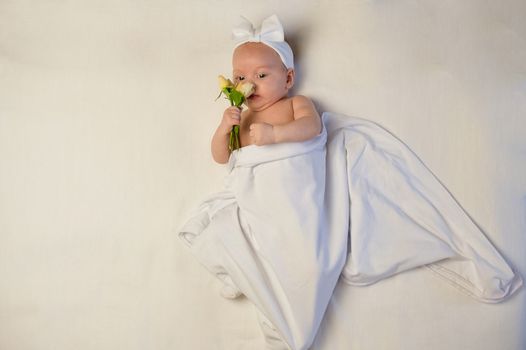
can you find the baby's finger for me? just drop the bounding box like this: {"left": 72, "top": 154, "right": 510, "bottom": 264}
{"left": 230, "top": 115, "right": 240, "bottom": 124}
{"left": 229, "top": 110, "right": 240, "bottom": 119}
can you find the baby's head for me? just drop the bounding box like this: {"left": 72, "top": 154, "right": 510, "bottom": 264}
{"left": 231, "top": 15, "right": 295, "bottom": 112}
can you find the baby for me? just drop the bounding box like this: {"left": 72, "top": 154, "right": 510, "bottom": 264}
{"left": 211, "top": 15, "right": 322, "bottom": 164}
{"left": 181, "top": 15, "right": 524, "bottom": 350}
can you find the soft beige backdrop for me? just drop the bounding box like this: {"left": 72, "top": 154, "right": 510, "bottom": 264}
{"left": 1, "top": 1, "right": 524, "bottom": 349}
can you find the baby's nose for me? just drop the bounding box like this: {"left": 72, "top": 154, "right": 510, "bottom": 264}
{"left": 246, "top": 81, "right": 256, "bottom": 91}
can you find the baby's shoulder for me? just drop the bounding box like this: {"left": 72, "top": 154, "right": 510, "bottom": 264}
{"left": 290, "top": 95, "right": 317, "bottom": 111}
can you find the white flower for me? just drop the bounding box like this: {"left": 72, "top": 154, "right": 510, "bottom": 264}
{"left": 236, "top": 81, "right": 255, "bottom": 98}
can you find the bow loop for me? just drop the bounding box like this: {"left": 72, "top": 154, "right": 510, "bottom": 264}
{"left": 231, "top": 17, "right": 255, "bottom": 42}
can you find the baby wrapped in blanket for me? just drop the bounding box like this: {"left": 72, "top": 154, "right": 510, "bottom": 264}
{"left": 179, "top": 15, "right": 523, "bottom": 350}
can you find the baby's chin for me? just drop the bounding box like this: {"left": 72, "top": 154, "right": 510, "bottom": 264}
{"left": 246, "top": 94, "right": 288, "bottom": 111}
{"left": 245, "top": 95, "right": 262, "bottom": 109}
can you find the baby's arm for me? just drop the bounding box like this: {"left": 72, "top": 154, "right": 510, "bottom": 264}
{"left": 249, "top": 95, "right": 321, "bottom": 145}
{"left": 211, "top": 106, "right": 241, "bottom": 164}
{"left": 274, "top": 95, "right": 321, "bottom": 143}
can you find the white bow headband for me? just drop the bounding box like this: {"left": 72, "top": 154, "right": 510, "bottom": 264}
{"left": 231, "top": 14, "right": 294, "bottom": 70}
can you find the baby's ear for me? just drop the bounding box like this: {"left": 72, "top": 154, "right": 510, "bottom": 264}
{"left": 286, "top": 68, "right": 295, "bottom": 89}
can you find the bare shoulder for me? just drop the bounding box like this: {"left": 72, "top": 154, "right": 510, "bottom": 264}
{"left": 291, "top": 95, "right": 320, "bottom": 119}
{"left": 291, "top": 95, "right": 314, "bottom": 106}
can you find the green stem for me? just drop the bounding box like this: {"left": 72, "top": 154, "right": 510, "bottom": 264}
{"left": 228, "top": 99, "right": 243, "bottom": 152}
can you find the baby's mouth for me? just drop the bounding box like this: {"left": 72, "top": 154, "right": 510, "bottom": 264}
{"left": 248, "top": 94, "right": 259, "bottom": 100}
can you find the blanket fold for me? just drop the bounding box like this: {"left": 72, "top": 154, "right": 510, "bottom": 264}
{"left": 178, "top": 112, "right": 522, "bottom": 350}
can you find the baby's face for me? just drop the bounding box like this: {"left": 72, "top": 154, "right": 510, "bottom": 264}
{"left": 232, "top": 42, "right": 294, "bottom": 112}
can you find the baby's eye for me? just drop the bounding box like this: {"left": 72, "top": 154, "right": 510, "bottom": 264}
{"left": 235, "top": 76, "right": 245, "bottom": 81}
{"left": 257, "top": 73, "right": 267, "bottom": 79}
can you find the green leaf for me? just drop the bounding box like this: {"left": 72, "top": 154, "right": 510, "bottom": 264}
{"left": 215, "top": 90, "right": 223, "bottom": 101}
{"left": 221, "top": 88, "right": 230, "bottom": 98}
{"left": 229, "top": 90, "right": 245, "bottom": 107}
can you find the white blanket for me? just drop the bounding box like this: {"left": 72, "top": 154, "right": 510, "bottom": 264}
{"left": 178, "top": 112, "right": 522, "bottom": 350}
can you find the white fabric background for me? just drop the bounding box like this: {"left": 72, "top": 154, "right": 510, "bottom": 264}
{"left": 1, "top": 1, "right": 524, "bottom": 349}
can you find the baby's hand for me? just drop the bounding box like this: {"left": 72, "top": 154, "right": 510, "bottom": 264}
{"left": 219, "top": 106, "right": 241, "bottom": 134}
{"left": 249, "top": 122, "right": 275, "bottom": 146}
